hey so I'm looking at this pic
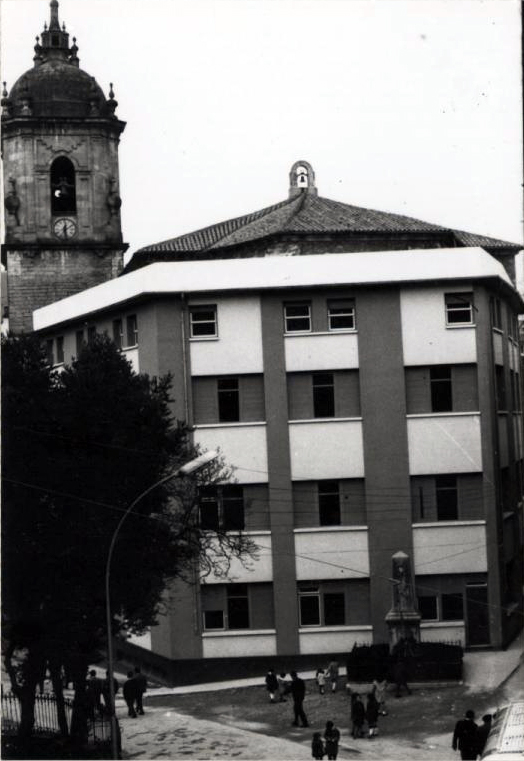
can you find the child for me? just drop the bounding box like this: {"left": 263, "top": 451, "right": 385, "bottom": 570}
{"left": 324, "top": 720, "right": 340, "bottom": 760}
{"left": 265, "top": 668, "right": 279, "bottom": 703}
{"left": 315, "top": 667, "right": 326, "bottom": 694}
{"left": 311, "top": 732, "right": 325, "bottom": 759}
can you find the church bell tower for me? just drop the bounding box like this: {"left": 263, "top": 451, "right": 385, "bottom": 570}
{"left": 1, "top": 0, "right": 127, "bottom": 334}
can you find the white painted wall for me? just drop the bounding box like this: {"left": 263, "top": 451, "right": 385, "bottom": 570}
{"left": 295, "top": 528, "right": 369, "bottom": 580}
{"left": 285, "top": 332, "right": 359, "bottom": 371}
{"left": 123, "top": 347, "right": 139, "bottom": 373}
{"left": 201, "top": 532, "right": 273, "bottom": 584}
{"left": 413, "top": 522, "right": 487, "bottom": 574}
{"left": 202, "top": 631, "right": 277, "bottom": 658}
{"left": 190, "top": 296, "right": 263, "bottom": 375}
{"left": 400, "top": 288, "right": 477, "bottom": 366}
{"left": 407, "top": 414, "right": 482, "bottom": 474}
{"left": 194, "top": 423, "right": 268, "bottom": 483}
{"left": 299, "top": 627, "right": 372, "bottom": 655}
{"left": 420, "top": 623, "right": 465, "bottom": 646}
{"left": 289, "top": 420, "right": 364, "bottom": 480}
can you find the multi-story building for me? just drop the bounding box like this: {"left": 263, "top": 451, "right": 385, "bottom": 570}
{"left": 34, "top": 237, "right": 524, "bottom": 657}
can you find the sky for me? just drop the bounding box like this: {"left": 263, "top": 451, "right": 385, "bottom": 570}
{"left": 1, "top": 0, "right": 523, "bottom": 268}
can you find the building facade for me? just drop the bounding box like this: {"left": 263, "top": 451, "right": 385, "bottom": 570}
{"left": 33, "top": 245, "right": 524, "bottom": 655}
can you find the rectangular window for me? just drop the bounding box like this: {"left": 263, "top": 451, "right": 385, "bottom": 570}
{"left": 76, "top": 330, "right": 84, "bottom": 356}
{"left": 199, "top": 489, "right": 220, "bottom": 531}
{"left": 299, "top": 586, "right": 320, "bottom": 626}
{"left": 199, "top": 486, "right": 244, "bottom": 531}
{"left": 218, "top": 377, "right": 240, "bottom": 422}
{"left": 324, "top": 592, "right": 345, "bottom": 625}
{"left": 418, "top": 595, "right": 438, "bottom": 620}
{"left": 328, "top": 299, "right": 355, "bottom": 331}
{"left": 318, "top": 481, "right": 340, "bottom": 526}
{"left": 495, "top": 366, "right": 507, "bottom": 410}
{"left": 441, "top": 592, "right": 463, "bottom": 621}
{"left": 490, "top": 298, "right": 502, "bottom": 330}
{"left": 436, "top": 474, "right": 458, "bottom": 520}
{"left": 227, "top": 585, "right": 249, "bottom": 629}
{"left": 284, "top": 303, "right": 311, "bottom": 333}
{"left": 203, "top": 610, "right": 224, "bottom": 630}
{"left": 87, "top": 326, "right": 96, "bottom": 343}
{"left": 45, "top": 339, "right": 54, "bottom": 366}
{"left": 55, "top": 336, "right": 64, "bottom": 365}
{"left": 113, "top": 319, "right": 123, "bottom": 350}
{"left": 445, "top": 292, "right": 474, "bottom": 326}
{"left": 313, "top": 372, "right": 335, "bottom": 417}
{"left": 126, "top": 315, "right": 138, "bottom": 347}
{"left": 430, "top": 366, "right": 452, "bottom": 412}
{"left": 190, "top": 305, "right": 217, "bottom": 338}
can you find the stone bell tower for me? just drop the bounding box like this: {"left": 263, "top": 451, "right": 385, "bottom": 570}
{"left": 1, "top": 0, "right": 128, "bottom": 334}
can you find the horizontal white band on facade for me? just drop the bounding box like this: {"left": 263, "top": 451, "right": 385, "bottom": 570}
{"left": 412, "top": 520, "right": 485, "bottom": 528}
{"left": 194, "top": 421, "right": 267, "bottom": 429}
{"left": 298, "top": 625, "right": 373, "bottom": 634}
{"left": 420, "top": 621, "right": 464, "bottom": 627}
{"left": 444, "top": 325, "right": 477, "bottom": 331}
{"left": 288, "top": 417, "right": 363, "bottom": 425}
{"left": 202, "top": 629, "right": 277, "bottom": 638}
{"left": 189, "top": 337, "right": 219, "bottom": 343}
{"left": 406, "top": 411, "right": 480, "bottom": 419}
{"left": 294, "top": 526, "right": 367, "bottom": 533}
{"left": 284, "top": 330, "right": 358, "bottom": 338}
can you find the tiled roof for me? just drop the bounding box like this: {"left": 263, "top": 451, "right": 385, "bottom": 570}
{"left": 126, "top": 192, "right": 522, "bottom": 269}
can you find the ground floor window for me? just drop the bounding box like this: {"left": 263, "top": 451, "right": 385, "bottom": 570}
{"left": 298, "top": 584, "right": 345, "bottom": 626}
{"left": 201, "top": 582, "right": 274, "bottom": 631}
{"left": 417, "top": 591, "right": 464, "bottom": 621}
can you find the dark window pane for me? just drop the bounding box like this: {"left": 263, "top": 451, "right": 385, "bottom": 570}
{"left": 436, "top": 475, "right": 458, "bottom": 520}
{"left": 495, "top": 366, "right": 506, "bottom": 410}
{"left": 204, "top": 610, "right": 224, "bottom": 629}
{"left": 218, "top": 378, "right": 239, "bottom": 422}
{"left": 430, "top": 366, "right": 452, "bottom": 412}
{"left": 46, "top": 339, "right": 54, "bottom": 366}
{"left": 324, "top": 593, "right": 345, "bottom": 625}
{"left": 328, "top": 300, "right": 355, "bottom": 331}
{"left": 222, "top": 486, "right": 244, "bottom": 531}
{"left": 50, "top": 156, "right": 76, "bottom": 214}
{"left": 113, "top": 319, "right": 123, "bottom": 349}
{"left": 190, "top": 307, "right": 217, "bottom": 337}
{"left": 441, "top": 593, "right": 463, "bottom": 621}
{"left": 445, "top": 293, "right": 473, "bottom": 325}
{"left": 56, "top": 336, "right": 64, "bottom": 364}
{"left": 299, "top": 595, "right": 320, "bottom": 626}
{"left": 126, "top": 315, "right": 138, "bottom": 347}
{"left": 313, "top": 373, "right": 335, "bottom": 417}
{"left": 285, "top": 304, "right": 311, "bottom": 332}
{"left": 418, "top": 595, "right": 438, "bottom": 620}
{"left": 227, "top": 587, "right": 249, "bottom": 629}
{"left": 319, "top": 481, "right": 340, "bottom": 526}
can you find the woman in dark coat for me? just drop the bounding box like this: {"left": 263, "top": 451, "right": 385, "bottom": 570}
{"left": 366, "top": 692, "right": 380, "bottom": 738}
{"left": 351, "top": 693, "right": 365, "bottom": 738}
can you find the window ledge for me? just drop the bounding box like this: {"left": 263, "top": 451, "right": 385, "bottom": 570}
{"left": 420, "top": 621, "right": 464, "bottom": 628}
{"left": 202, "top": 629, "right": 276, "bottom": 638}
{"left": 284, "top": 330, "right": 357, "bottom": 337}
{"left": 406, "top": 411, "right": 480, "bottom": 419}
{"left": 445, "top": 324, "right": 475, "bottom": 330}
{"left": 189, "top": 336, "right": 219, "bottom": 342}
{"left": 194, "top": 421, "right": 266, "bottom": 429}
{"left": 121, "top": 344, "right": 138, "bottom": 351}
{"left": 412, "top": 520, "right": 485, "bottom": 528}
{"left": 294, "top": 525, "right": 368, "bottom": 534}
{"left": 299, "top": 625, "right": 372, "bottom": 634}
{"left": 289, "top": 417, "right": 362, "bottom": 424}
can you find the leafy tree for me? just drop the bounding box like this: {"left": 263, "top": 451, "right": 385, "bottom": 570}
{"left": 2, "top": 334, "right": 255, "bottom": 744}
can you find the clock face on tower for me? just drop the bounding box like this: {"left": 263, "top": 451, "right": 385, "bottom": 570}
{"left": 53, "top": 217, "right": 77, "bottom": 240}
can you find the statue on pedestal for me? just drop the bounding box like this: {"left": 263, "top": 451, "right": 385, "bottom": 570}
{"left": 385, "top": 551, "right": 421, "bottom": 651}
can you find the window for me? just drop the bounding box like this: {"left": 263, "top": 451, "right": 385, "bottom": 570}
{"left": 50, "top": 156, "right": 76, "bottom": 215}
{"left": 284, "top": 303, "right": 311, "bottom": 333}
{"left": 76, "top": 330, "right": 84, "bottom": 356}
{"left": 436, "top": 475, "right": 458, "bottom": 520}
{"left": 430, "top": 366, "right": 452, "bottom": 412}
{"left": 318, "top": 481, "right": 340, "bottom": 526}
{"left": 190, "top": 305, "right": 217, "bottom": 338}
{"left": 113, "top": 319, "right": 123, "bottom": 349}
{"left": 45, "top": 339, "right": 54, "bottom": 366}
{"left": 324, "top": 593, "right": 345, "bottom": 625}
{"left": 490, "top": 298, "right": 502, "bottom": 330}
{"left": 418, "top": 595, "right": 438, "bottom": 620}
{"left": 199, "top": 485, "right": 244, "bottom": 531}
{"left": 445, "top": 292, "right": 474, "bottom": 326}
{"left": 55, "top": 336, "right": 64, "bottom": 365}
{"left": 299, "top": 586, "right": 320, "bottom": 626}
{"left": 227, "top": 585, "right": 249, "bottom": 629}
{"left": 328, "top": 299, "right": 355, "bottom": 331}
{"left": 298, "top": 585, "right": 346, "bottom": 626}
{"left": 441, "top": 593, "right": 463, "bottom": 621}
{"left": 495, "top": 366, "right": 507, "bottom": 410}
{"left": 203, "top": 610, "right": 224, "bottom": 630}
{"left": 126, "top": 315, "right": 138, "bottom": 347}
{"left": 313, "top": 372, "right": 335, "bottom": 417}
{"left": 218, "top": 378, "right": 240, "bottom": 422}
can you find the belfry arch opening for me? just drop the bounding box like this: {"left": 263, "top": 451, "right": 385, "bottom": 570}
{"left": 50, "top": 156, "right": 76, "bottom": 215}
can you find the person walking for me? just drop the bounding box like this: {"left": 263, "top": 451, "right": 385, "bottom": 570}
{"left": 452, "top": 709, "right": 478, "bottom": 760}
{"left": 123, "top": 671, "right": 138, "bottom": 718}
{"left": 102, "top": 670, "right": 119, "bottom": 716}
{"left": 311, "top": 731, "right": 325, "bottom": 759}
{"left": 351, "top": 693, "right": 365, "bottom": 739}
{"left": 315, "top": 667, "right": 326, "bottom": 695}
{"left": 133, "top": 666, "right": 147, "bottom": 715}
{"left": 289, "top": 670, "right": 309, "bottom": 727}
{"left": 372, "top": 676, "right": 388, "bottom": 715}
{"left": 324, "top": 720, "right": 340, "bottom": 760}
{"left": 265, "top": 668, "right": 279, "bottom": 703}
{"left": 365, "top": 692, "right": 380, "bottom": 738}
{"left": 86, "top": 669, "right": 103, "bottom": 720}
{"left": 476, "top": 714, "right": 492, "bottom": 758}
{"left": 327, "top": 660, "right": 339, "bottom": 693}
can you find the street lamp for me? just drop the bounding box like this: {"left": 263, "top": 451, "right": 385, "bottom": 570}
{"left": 104, "top": 450, "right": 219, "bottom": 759}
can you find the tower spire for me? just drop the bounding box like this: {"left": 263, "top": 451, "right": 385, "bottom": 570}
{"left": 49, "top": 0, "right": 60, "bottom": 32}
{"left": 38, "top": 0, "right": 74, "bottom": 65}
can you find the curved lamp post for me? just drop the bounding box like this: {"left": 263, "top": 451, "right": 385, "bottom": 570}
{"left": 105, "top": 450, "right": 218, "bottom": 759}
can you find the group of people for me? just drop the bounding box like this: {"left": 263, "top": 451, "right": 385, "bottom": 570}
{"left": 85, "top": 666, "right": 147, "bottom": 720}
{"left": 349, "top": 690, "right": 382, "bottom": 739}
{"left": 264, "top": 669, "right": 310, "bottom": 726}
{"left": 314, "top": 660, "right": 341, "bottom": 694}
{"left": 312, "top": 721, "right": 341, "bottom": 760}
{"left": 452, "top": 710, "right": 492, "bottom": 760}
